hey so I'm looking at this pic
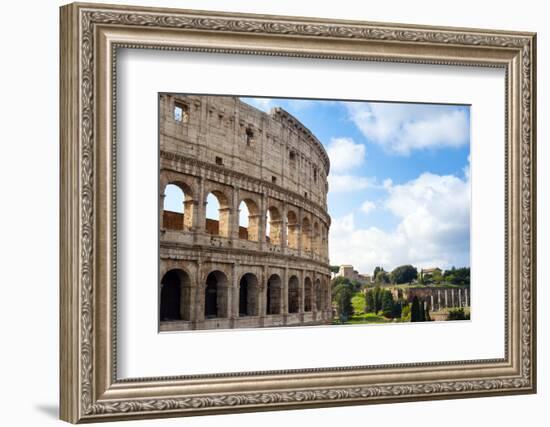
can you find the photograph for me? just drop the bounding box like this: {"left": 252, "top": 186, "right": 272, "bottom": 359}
{"left": 56, "top": 2, "right": 536, "bottom": 422}
{"left": 159, "top": 94, "right": 471, "bottom": 331}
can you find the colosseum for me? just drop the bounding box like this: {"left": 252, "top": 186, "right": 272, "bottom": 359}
{"left": 159, "top": 94, "right": 332, "bottom": 331}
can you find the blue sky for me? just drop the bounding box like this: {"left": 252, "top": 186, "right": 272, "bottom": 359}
{"left": 164, "top": 96, "right": 471, "bottom": 275}
{"left": 242, "top": 97, "right": 471, "bottom": 275}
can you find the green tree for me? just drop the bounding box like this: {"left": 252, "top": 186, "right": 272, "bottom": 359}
{"left": 411, "top": 296, "right": 422, "bottom": 322}
{"left": 333, "top": 284, "right": 354, "bottom": 322}
{"left": 392, "top": 300, "right": 404, "bottom": 318}
{"left": 373, "top": 266, "right": 382, "bottom": 281}
{"left": 390, "top": 264, "right": 418, "bottom": 284}
{"left": 331, "top": 276, "right": 352, "bottom": 291}
{"left": 432, "top": 269, "right": 443, "bottom": 284}
{"left": 372, "top": 286, "right": 383, "bottom": 312}
{"left": 444, "top": 267, "right": 470, "bottom": 286}
{"left": 375, "top": 271, "right": 390, "bottom": 285}
{"left": 365, "top": 290, "right": 376, "bottom": 313}
{"left": 381, "top": 290, "right": 395, "bottom": 317}
{"left": 351, "top": 280, "right": 362, "bottom": 292}
{"left": 329, "top": 265, "right": 340, "bottom": 274}
{"left": 401, "top": 304, "right": 411, "bottom": 322}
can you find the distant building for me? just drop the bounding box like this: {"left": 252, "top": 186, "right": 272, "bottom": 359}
{"left": 334, "top": 265, "right": 372, "bottom": 285}
{"left": 420, "top": 267, "right": 442, "bottom": 280}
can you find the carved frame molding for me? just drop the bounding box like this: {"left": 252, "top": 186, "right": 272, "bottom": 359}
{"left": 60, "top": 2, "right": 536, "bottom": 423}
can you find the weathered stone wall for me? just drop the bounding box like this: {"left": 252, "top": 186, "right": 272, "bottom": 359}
{"left": 159, "top": 94, "right": 332, "bottom": 331}
{"left": 390, "top": 286, "right": 470, "bottom": 312}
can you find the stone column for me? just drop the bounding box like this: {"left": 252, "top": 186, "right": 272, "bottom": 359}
{"left": 194, "top": 261, "right": 205, "bottom": 322}
{"left": 283, "top": 267, "right": 289, "bottom": 315}
{"left": 437, "top": 290, "right": 441, "bottom": 311}
{"left": 458, "top": 288, "right": 463, "bottom": 307}
{"left": 444, "top": 289, "right": 448, "bottom": 308}
{"left": 297, "top": 207, "right": 304, "bottom": 256}
{"left": 281, "top": 202, "right": 288, "bottom": 251}
{"left": 299, "top": 270, "right": 305, "bottom": 314}
{"left": 230, "top": 264, "right": 239, "bottom": 320}
{"left": 159, "top": 193, "right": 165, "bottom": 230}
{"left": 187, "top": 283, "right": 196, "bottom": 322}
{"left": 430, "top": 294, "right": 434, "bottom": 312}
{"left": 230, "top": 186, "right": 240, "bottom": 240}
{"left": 465, "top": 288, "right": 469, "bottom": 306}
{"left": 194, "top": 177, "right": 205, "bottom": 232}
{"left": 258, "top": 193, "right": 267, "bottom": 250}
{"left": 451, "top": 289, "right": 455, "bottom": 307}
{"left": 259, "top": 265, "right": 268, "bottom": 317}
{"left": 183, "top": 199, "right": 195, "bottom": 231}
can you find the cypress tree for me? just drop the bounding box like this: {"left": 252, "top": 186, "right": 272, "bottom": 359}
{"left": 381, "top": 290, "right": 395, "bottom": 317}
{"left": 411, "top": 296, "right": 421, "bottom": 322}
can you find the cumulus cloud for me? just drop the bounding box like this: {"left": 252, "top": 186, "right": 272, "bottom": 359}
{"left": 344, "top": 102, "right": 469, "bottom": 155}
{"left": 241, "top": 97, "right": 274, "bottom": 112}
{"left": 328, "top": 174, "right": 372, "bottom": 193}
{"left": 360, "top": 200, "right": 376, "bottom": 214}
{"left": 326, "top": 137, "right": 366, "bottom": 173}
{"left": 329, "top": 169, "right": 470, "bottom": 274}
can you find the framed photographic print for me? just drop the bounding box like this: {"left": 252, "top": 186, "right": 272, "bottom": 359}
{"left": 59, "top": 2, "right": 537, "bottom": 423}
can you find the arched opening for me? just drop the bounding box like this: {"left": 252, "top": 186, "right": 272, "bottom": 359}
{"left": 313, "top": 222, "right": 320, "bottom": 255}
{"left": 205, "top": 191, "right": 230, "bottom": 237}
{"left": 239, "top": 199, "right": 260, "bottom": 241}
{"left": 266, "top": 274, "right": 282, "bottom": 315}
{"left": 288, "top": 275, "right": 300, "bottom": 313}
{"left": 239, "top": 273, "right": 259, "bottom": 316}
{"left": 302, "top": 217, "right": 312, "bottom": 253}
{"left": 304, "top": 277, "right": 313, "bottom": 312}
{"left": 160, "top": 269, "right": 191, "bottom": 321}
{"left": 204, "top": 270, "right": 228, "bottom": 318}
{"left": 315, "top": 278, "right": 322, "bottom": 311}
{"left": 286, "top": 210, "right": 299, "bottom": 249}
{"left": 266, "top": 206, "right": 282, "bottom": 245}
{"left": 163, "top": 182, "right": 194, "bottom": 231}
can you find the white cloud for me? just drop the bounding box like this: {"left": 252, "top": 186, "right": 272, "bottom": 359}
{"left": 326, "top": 137, "right": 366, "bottom": 173}
{"left": 329, "top": 169, "right": 470, "bottom": 274}
{"left": 360, "top": 200, "right": 376, "bottom": 214}
{"left": 328, "top": 174, "right": 372, "bottom": 193}
{"left": 241, "top": 97, "right": 274, "bottom": 112}
{"left": 344, "top": 102, "right": 469, "bottom": 155}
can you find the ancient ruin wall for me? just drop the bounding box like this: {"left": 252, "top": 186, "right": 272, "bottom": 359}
{"left": 159, "top": 94, "right": 332, "bottom": 331}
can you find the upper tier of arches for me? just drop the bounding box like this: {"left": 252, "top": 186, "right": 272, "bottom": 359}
{"left": 161, "top": 177, "right": 329, "bottom": 260}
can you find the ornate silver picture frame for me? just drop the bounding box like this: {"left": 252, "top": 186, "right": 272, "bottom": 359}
{"left": 60, "top": 2, "right": 536, "bottom": 423}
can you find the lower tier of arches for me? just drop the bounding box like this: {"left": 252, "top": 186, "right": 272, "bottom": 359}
{"left": 159, "top": 261, "right": 332, "bottom": 331}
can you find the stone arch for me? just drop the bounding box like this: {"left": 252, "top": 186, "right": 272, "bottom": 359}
{"left": 302, "top": 216, "right": 312, "bottom": 253}
{"left": 205, "top": 189, "right": 231, "bottom": 238}
{"left": 204, "top": 270, "right": 229, "bottom": 318}
{"left": 239, "top": 198, "right": 260, "bottom": 241}
{"left": 286, "top": 209, "right": 299, "bottom": 249}
{"left": 288, "top": 275, "right": 300, "bottom": 314}
{"left": 304, "top": 277, "right": 313, "bottom": 312}
{"left": 160, "top": 269, "right": 191, "bottom": 321}
{"left": 239, "top": 273, "right": 260, "bottom": 316}
{"left": 266, "top": 274, "right": 282, "bottom": 315}
{"left": 266, "top": 205, "right": 282, "bottom": 246}
{"left": 162, "top": 180, "right": 195, "bottom": 231}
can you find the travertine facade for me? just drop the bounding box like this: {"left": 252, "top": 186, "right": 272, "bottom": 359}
{"left": 159, "top": 94, "right": 332, "bottom": 331}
